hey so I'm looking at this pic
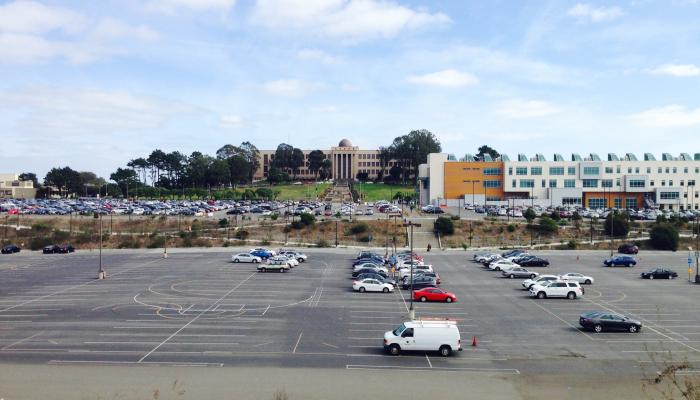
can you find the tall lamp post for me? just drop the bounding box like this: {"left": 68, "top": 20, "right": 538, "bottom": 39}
{"left": 403, "top": 221, "right": 421, "bottom": 320}
{"left": 94, "top": 212, "right": 106, "bottom": 279}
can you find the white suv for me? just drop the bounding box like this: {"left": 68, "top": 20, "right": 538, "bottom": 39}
{"left": 529, "top": 281, "right": 583, "bottom": 300}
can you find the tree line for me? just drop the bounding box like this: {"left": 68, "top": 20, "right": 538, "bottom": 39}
{"left": 22, "top": 130, "right": 446, "bottom": 198}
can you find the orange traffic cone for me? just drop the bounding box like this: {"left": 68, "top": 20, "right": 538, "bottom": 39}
{"left": 471, "top": 336, "right": 477, "bottom": 347}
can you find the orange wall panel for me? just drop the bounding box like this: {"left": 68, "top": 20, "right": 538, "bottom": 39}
{"left": 443, "top": 162, "right": 504, "bottom": 200}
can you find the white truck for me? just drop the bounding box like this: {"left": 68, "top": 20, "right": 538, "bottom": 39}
{"left": 384, "top": 319, "right": 461, "bottom": 357}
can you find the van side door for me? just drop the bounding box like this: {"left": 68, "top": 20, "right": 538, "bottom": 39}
{"left": 400, "top": 328, "right": 416, "bottom": 350}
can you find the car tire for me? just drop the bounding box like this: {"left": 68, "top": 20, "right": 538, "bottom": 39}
{"left": 628, "top": 325, "right": 639, "bottom": 333}
{"left": 594, "top": 324, "right": 603, "bottom": 333}
{"left": 383, "top": 287, "right": 389, "bottom": 293}
{"left": 260, "top": 267, "right": 266, "bottom": 272}
{"left": 233, "top": 259, "right": 239, "bottom": 263}
{"left": 670, "top": 275, "right": 674, "bottom": 280}
{"left": 254, "top": 259, "right": 259, "bottom": 263}
{"left": 530, "top": 274, "right": 536, "bottom": 279}
{"left": 445, "top": 297, "right": 453, "bottom": 303}
{"left": 650, "top": 275, "right": 654, "bottom": 280}
{"left": 389, "top": 344, "right": 401, "bottom": 356}
{"left": 298, "top": 258, "right": 304, "bottom": 263}
{"left": 439, "top": 345, "right": 451, "bottom": 357}
{"left": 359, "top": 287, "right": 366, "bottom": 293}
{"left": 585, "top": 279, "right": 591, "bottom": 285}
{"left": 567, "top": 292, "right": 576, "bottom": 300}
{"left": 420, "top": 296, "right": 427, "bottom": 302}
{"left": 509, "top": 274, "right": 514, "bottom": 279}
{"left": 537, "top": 291, "right": 546, "bottom": 299}
{"left": 279, "top": 268, "right": 285, "bottom": 273}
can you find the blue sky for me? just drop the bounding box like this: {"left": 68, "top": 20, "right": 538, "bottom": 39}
{"left": 2, "top": 0, "right": 700, "bottom": 179}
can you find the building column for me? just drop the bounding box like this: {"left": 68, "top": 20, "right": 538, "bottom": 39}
{"left": 342, "top": 154, "right": 346, "bottom": 179}
{"left": 336, "top": 154, "right": 340, "bottom": 179}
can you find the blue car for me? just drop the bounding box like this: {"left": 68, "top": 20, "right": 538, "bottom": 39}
{"left": 353, "top": 257, "right": 385, "bottom": 266}
{"left": 250, "top": 249, "right": 273, "bottom": 259}
{"left": 603, "top": 255, "right": 637, "bottom": 267}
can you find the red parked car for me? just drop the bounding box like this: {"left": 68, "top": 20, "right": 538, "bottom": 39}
{"left": 412, "top": 287, "right": 457, "bottom": 303}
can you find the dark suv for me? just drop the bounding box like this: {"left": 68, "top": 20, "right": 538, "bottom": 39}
{"left": 1, "top": 244, "right": 20, "bottom": 254}
{"left": 401, "top": 275, "right": 437, "bottom": 290}
{"left": 618, "top": 243, "right": 639, "bottom": 254}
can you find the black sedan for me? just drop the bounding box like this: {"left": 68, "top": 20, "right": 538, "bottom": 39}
{"left": 59, "top": 244, "right": 75, "bottom": 253}
{"left": 43, "top": 244, "right": 61, "bottom": 254}
{"left": 517, "top": 257, "right": 550, "bottom": 267}
{"left": 579, "top": 311, "right": 642, "bottom": 333}
{"left": 1, "top": 244, "right": 20, "bottom": 254}
{"left": 641, "top": 268, "right": 678, "bottom": 280}
{"left": 401, "top": 275, "right": 437, "bottom": 290}
{"left": 352, "top": 268, "right": 388, "bottom": 278}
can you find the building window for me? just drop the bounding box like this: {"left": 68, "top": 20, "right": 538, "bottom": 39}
{"left": 512, "top": 180, "right": 516, "bottom": 188}
{"left": 486, "top": 196, "right": 501, "bottom": 201}
{"left": 616, "top": 178, "right": 621, "bottom": 187}
{"left": 583, "top": 179, "right": 598, "bottom": 188}
{"left": 508, "top": 167, "right": 513, "bottom": 175}
{"left": 562, "top": 197, "right": 582, "bottom": 205}
{"left": 531, "top": 167, "right": 542, "bottom": 175}
{"left": 650, "top": 180, "right": 654, "bottom": 187}
{"left": 660, "top": 192, "right": 680, "bottom": 200}
{"left": 665, "top": 167, "right": 670, "bottom": 173}
{"left": 519, "top": 179, "right": 534, "bottom": 188}
{"left": 662, "top": 180, "right": 666, "bottom": 186}
{"left": 549, "top": 180, "right": 557, "bottom": 188}
{"left": 628, "top": 179, "right": 645, "bottom": 188}
{"left": 696, "top": 168, "right": 699, "bottom": 174}
{"left": 564, "top": 179, "right": 575, "bottom": 188}
{"left": 647, "top": 167, "right": 651, "bottom": 173}
{"left": 616, "top": 166, "right": 620, "bottom": 173}
{"left": 516, "top": 167, "right": 527, "bottom": 175}
{"left": 483, "top": 168, "right": 502, "bottom": 176}
{"left": 568, "top": 167, "right": 576, "bottom": 175}
{"left": 605, "top": 167, "right": 613, "bottom": 174}
{"left": 669, "top": 180, "right": 674, "bottom": 186}
{"left": 541, "top": 179, "right": 546, "bottom": 188}
{"left": 625, "top": 198, "right": 637, "bottom": 209}
{"left": 614, "top": 198, "right": 622, "bottom": 208}
{"left": 635, "top": 167, "right": 640, "bottom": 173}
{"left": 658, "top": 167, "right": 662, "bottom": 173}
{"left": 681, "top": 180, "right": 685, "bottom": 186}
{"left": 588, "top": 198, "right": 607, "bottom": 208}
{"left": 689, "top": 180, "right": 696, "bottom": 186}
{"left": 602, "top": 179, "right": 613, "bottom": 188}
{"left": 684, "top": 167, "right": 689, "bottom": 173}
{"left": 583, "top": 167, "right": 599, "bottom": 175}
{"left": 673, "top": 167, "right": 677, "bottom": 173}
{"left": 483, "top": 180, "right": 501, "bottom": 188}
{"left": 549, "top": 167, "right": 564, "bottom": 175}
{"left": 627, "top": 167, "right": 632, "bottom": 173}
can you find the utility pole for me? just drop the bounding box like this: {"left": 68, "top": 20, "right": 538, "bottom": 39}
{"left": 95, "top": 212, "right": 105, "bottom": 279}
{"left": 403, "top": 221, "right": 421, "bottom": 320}
{"left": 335, "top": 220, "right": 339, "bottom": 247}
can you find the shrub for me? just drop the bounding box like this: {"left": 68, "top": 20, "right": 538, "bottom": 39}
{"left": 218, "top": 218, "right": 229, "bottom": 227}
{"left": 350, "top": 222, "right": 369, "bottom": 234}
{"left": 357, "top": 234, "right": 371, "bottom": 242}
{"left": 235, "top": 230, "right": 249, "bottom": 240}
{"left": 29, "top": 236, "right": 52, "bottom": 250}
{"left": 451, "top": 215, "right": 460, "bottom": 221}
{"left": 291, "top": 220, "right": 304, "bottom": 230}
{"left": 299, "top": 213, "right": 316, "bottom": 227}
{"left": 507, "top": 224, "right": 516, "bottom": 233}
{"left": 52, "top": 229, "right": 70, "bottom": 243}
{"left": 571, "top": 211, "right": 582, "bottom": 221}
{"left": 434, "top": 217, "right": 455, "bottom": 235}
{"left": 524, "top": 208, "right": 536, "bottom": 223}
{"left": 567, "top": 240, "right": 577, "bottom": 250}
{"left": 316, "top": 238, "right": 330, "bottom": 248}
{"left": 147, "top": 236, "right": 166, "bottom": 249}
{"left": 604, "top": 212, "right": 630, "bottom": 237}
{"left": 550, "top": 211, "right": 561, "bottom": 221}
{"left": 271, "top": 213, "right": 279, "bottom": 221}
{"left": 537, "top": 216, "right": 558, "bottom": 233}
{"left": 117, "top": 236, "right": 141, "bottom": 249}
{"left": 649, "top": 223, "right": 679, "bottom": 251}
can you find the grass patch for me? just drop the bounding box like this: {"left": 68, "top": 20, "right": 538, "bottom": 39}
{"left": 355, "top": 183, "right": 414, "bottom": 202}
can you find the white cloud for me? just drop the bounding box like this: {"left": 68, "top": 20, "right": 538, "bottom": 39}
{"left": 628, "top": 105, "right": 700, "bottom": 128}
{"left": 406, "top": 69, "right": 478, "bottom": 88}
{"left": 146, "top": 0, "right": 236, "bottom": 13}
{"left": 495, "top": 99, "right": 560, "bottom": 118}
{"left": 567, "top": 3, "right": 623, "bottom": 23}
{"left": 0, "top": 0, "right": 85, "bottom": 34}
{"left": 648, "top": 64, "right": 700, "bottom": 77}
{"left": 0, "top": 86, "right": 193, "bottom": 135}
{"left": 297, "top": 48, "right": 340, "bottom": 64}
{"left": 219, "top": 115, "right": 245, "bottom": 128}
{"left": 263, "top": 79, "right": 318, "bottom": 97}
{"left": 93, "top": 18, "right": 160, "bottom": 41}
{"left": 250, "top": 0, "right": 450, "bottom": 41}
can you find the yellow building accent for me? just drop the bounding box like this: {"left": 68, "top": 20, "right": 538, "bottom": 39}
{"left": 443, "top": 162, "right": 504, "bottom": 200}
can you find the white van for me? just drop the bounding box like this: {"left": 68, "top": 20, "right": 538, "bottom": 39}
{"left": 384, "top": 319, "right": 461, "bottom": 357}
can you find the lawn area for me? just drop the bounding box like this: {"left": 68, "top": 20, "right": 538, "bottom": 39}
{"left": 249, "top": 182, "right": 331, "bottom": 200}
{"left": 355, "top": 183, "right": 415, "bottom": 202}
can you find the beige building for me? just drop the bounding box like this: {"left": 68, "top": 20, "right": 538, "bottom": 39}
{"left": 255, "top": 138, "right": 398, "bottom": 181}
{"left": 0, "top": 173, "right": 37, "bottom": 199}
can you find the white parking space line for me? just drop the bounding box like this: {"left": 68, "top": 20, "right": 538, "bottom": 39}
{"left": 1, "top": 331, "right": 44, "bottom": 350}
{"left": 345, "top": 364, "right": 521, "bottom": 374}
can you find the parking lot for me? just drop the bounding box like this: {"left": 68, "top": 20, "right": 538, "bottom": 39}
{"left": 0, "top": 247, "right": 698, "bottom": 378}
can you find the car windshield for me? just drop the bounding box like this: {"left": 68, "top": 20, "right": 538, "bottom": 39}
{"left": 392, "top": 323, "right": 406, "bottom": 336}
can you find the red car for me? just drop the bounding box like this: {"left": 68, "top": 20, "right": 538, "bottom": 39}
{"left": 412, "top": 287, "right": 457, "bottom": 303}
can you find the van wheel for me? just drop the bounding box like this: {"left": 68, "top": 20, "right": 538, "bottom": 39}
{"left": 389, "top": 344, "right": 400, "bottom": 356}
{"left": 420, "top": 296, "right": 427, "bottom": 302}
{"left": 359, "top": 287, "right": 366, "bottom": 293}
{"left": 567, "top": 292, "right": 576, "bottom": 300}
{"left": 537, "top": 291, "right": 546, "bottom": 299}
{"left": 439, "top": 345, "right": 451, "bottom": 357}
{"left": 383, "top": 287, "right": 389, "bottom": 293}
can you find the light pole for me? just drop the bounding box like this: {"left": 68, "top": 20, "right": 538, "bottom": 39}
{"left": 335, "top": 220, "right": 339, "bottom": 247}
{"left": 403, "top": 221, "right": 421, "bottom": 320}
{"left": 95, "top": 212, "right": 105, "bottom": 279}
{"left": 163, "top": 215, "right": 168, "bottom": 259}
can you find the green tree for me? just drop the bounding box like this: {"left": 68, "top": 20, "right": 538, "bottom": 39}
{"left": 110, "top": 168, "right": 139, "bottom": 197}
{"left": 299, "top": 212, "right": 316, "bottom": 227}
{"left": 19, "top": 172, "right": 38, "bottom": 187}
{"left": 524, "top": 207, "right": 536, "bottom": 223}
{"left": 44, "top": 167, "right": 83, "bottom": 197}
{"left": 537, "top": 216, "right": 558, "bottom": 233}
{"left": 434, "top": 216, "right": 455, "bottom": 235}
{"left": 319, "top": 159, "right": 332, "bottom": 180}
{"left": 356, "top": 171, "right": 369, "bottom": 182}
{"left": 649, "top": 223, "right": 679, "bottom": 251}
{"left": 388, "top": 129, "right": 441, "bottom": 183}
{"left": 388, "top": 165, "right": 402, "bottom": 182}
{"left": 476, "top": 145, "right": 500, "bottom": 160}
{"left": 255, "top": 187, "right": 274, "bottom": 200}
{"left": 307, "top": 150, "right": 326, "bottom": 179}
{"left": 267, "top": 167, "right": 289, "bottom": 184}
{"left": 604, "top": 211, "right": 630, "bottom": 237}
{"left": 290, "top": 148, "right": 305, "bottom": 179}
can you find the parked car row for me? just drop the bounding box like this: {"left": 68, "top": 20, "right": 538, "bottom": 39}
{"left": 230, "top": 247, "right": 308, "bottom": 273}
